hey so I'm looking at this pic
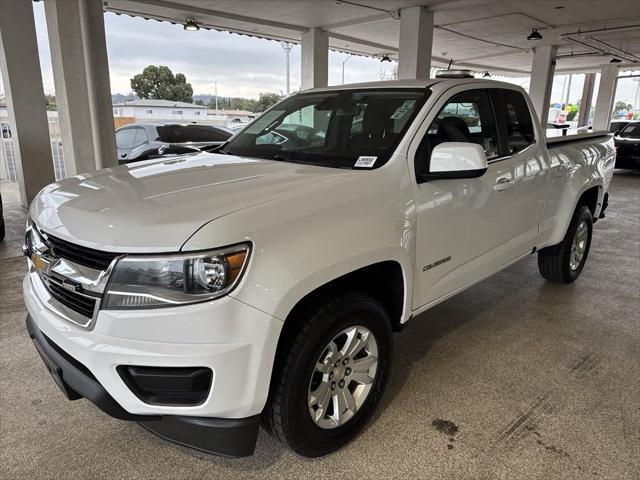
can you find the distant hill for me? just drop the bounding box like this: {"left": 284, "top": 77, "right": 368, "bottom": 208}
{"left": 193, "top": 94, "right": 213, "bottom": 105}
{"left": 110, "top": 93, "right": 266, "bottom": 111}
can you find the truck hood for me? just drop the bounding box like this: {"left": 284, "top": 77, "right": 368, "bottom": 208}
{"left": 31, "top": 153, "right": 353, "bottom": 252}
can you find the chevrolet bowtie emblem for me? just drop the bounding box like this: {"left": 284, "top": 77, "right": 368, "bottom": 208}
{"left": 31, "top": 251, "right": 58, "bottom": 275}
{"left": 61, "top": 279, "right": 83, "bottom": 293}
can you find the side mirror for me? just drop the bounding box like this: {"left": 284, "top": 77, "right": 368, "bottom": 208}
{"left": 157, "top": 145, "right": 168, "bottom": 156}
{"left": 423, "top": 142, "right": 488, "bottom": 180}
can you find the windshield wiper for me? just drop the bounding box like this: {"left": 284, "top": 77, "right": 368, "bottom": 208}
{"left": 271, "top": 154, "right": 353, "bottom": 169}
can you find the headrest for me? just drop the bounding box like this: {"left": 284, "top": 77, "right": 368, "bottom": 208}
{"left": 362, "top": 101, "right": 392, "bottom": 139}
{"left": 437, "top": 116, "right": 471, "bottom": 142}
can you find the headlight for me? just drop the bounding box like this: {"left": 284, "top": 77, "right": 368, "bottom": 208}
{"left": 102, "top": 243, "right": 251, "bottom": 310}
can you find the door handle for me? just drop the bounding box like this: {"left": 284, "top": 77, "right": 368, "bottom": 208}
{"left": 493, "top": 177, "right": 515, "bottom": 191}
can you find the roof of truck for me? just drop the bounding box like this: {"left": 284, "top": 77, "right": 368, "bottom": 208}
{"left": 303, "top": 78, "right": 523, "bottom": 93}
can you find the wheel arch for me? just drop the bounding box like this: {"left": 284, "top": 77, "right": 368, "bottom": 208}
{"left": 575, "top": 184, "right": 603, "bottom": 220}
{"left": 262, "top": 259, "right": 408, "bottom": 419}
{"left": 562, "top": 183, "right": 602, "bottom": 238}
{"left": 539, "top": 179, "right": 603, "bottom": 249}
{"left": 283, "top": 260, "right": 407, "bottom": 332}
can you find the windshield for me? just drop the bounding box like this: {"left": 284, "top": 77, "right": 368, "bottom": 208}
{"left": 222, "top": 88, "right": 430, "bottom": 169}
{"left": 619, "top": 123, "right": 640, "bottom": 138}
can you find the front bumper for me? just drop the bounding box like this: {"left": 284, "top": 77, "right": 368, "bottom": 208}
{"left": 24, "top": 273, "right": 283, "bottom": 456}
{"left": 26, "top": 315, "right": 259, "bottom": 456}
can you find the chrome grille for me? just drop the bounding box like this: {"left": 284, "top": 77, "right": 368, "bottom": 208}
{"left": 45, "top": 280, "right": 97, "bottom": 319}
{"left": 26, "top": 223, "right": 118, "bottom": 326}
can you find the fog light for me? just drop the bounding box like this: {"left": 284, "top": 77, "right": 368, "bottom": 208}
{"left": 117, "top": 366, "right": 212, "bottom": 406}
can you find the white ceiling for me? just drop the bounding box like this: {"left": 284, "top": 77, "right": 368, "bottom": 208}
{"left": 104, "top": 0, "right": 640, "bottom": 75}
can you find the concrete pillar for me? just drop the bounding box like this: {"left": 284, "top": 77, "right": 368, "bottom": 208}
{"left": 398, "top": 6, "right": 434, "bottom": 80}
{"left": 301, "top": 28, "right": 328, "bottom": 90}
{"left": 0, "top": 1, "right": 55, "bottom": 206}
{"left": 45, "top": 0, "right": 117, "bottom": 176}
{"left": 529, "top": 45, "right": 557, "bottom": 125}
{"left": 577, "top": 73, "right": 596, "bottom": 128}
{"left": 593, "top": 64, "right": 618, "bottom": 131}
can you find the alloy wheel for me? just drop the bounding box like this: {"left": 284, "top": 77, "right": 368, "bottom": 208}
{"left": 307, "top": 325, "right": 379, "bottom": 429}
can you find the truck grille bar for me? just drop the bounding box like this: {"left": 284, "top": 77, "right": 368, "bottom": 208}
{"left": 43, "top": 233, "right": 119, "bottom": 271}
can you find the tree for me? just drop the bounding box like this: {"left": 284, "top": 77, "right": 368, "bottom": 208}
{"left": 614, "top": 101, "right": 633, "bottom": 114}
{"left": 45, "top": 94, "right": 56, "bottom": 111}
{"left": 130, "top": 65, "right": 193, "bottom": 103}
{"left": 254, "top": 92, "right": 281, "bottom": 112}
{"left": 194, "top": 99, "right": 205, "bottom": 106}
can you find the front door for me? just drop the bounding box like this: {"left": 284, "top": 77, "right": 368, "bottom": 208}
{"left": 411, "top": 86, "right": 535, "bottom": 309}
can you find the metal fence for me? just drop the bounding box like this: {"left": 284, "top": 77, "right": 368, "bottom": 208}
{"left": 0, "top": 114, "right": 66, "bottom": 183}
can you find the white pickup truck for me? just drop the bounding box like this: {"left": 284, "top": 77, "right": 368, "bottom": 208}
{"left": 24, "top": 78, "right": 615, "bottom": 458}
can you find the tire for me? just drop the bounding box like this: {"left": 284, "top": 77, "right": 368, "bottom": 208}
{"left": 262, "top": 291, "right": 392, "bottom": 457}
{"left": 538, "top": 205, "right": 593, "bottom": 283}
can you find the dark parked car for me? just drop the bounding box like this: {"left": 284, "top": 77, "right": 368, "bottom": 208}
{"left": 0, "top": 191, "right": 4, "bottom": 241}
{"left": 614, "top": 121, "right": 640, "bottom": 170}
{"left": 115, "top": 122, "right": 233, "bottom": 164}
{"left": 610, "top": 120, "right": 630, "bottom": 135}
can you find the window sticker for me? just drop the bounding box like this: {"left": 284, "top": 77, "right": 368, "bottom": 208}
{"left": 390, "top": 100, "right": 417, "bottom": 119}
{"left": 354, "top": 156, "right": 377, "bottom": 168}
{"left": 245, "top": 110, "right": 285, "bottom": 134}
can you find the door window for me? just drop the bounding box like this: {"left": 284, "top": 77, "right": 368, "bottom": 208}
{"left": 133, "top": 128, "right": 149, "bottom": 148}
{"left": 415, "top": 90, "right": 498, "bottom": 178}
{"left": 116, "top": 128, "right": 136, "bottom": 149}
{"left": 491, "top": 89, "right": 535, "bottom": 154}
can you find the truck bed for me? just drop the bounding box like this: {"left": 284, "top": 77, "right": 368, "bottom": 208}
{"left": 545, "top": 130, "right": 612, "bottom": 147}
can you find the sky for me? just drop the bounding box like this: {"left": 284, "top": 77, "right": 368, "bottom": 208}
{"left": 6, "top": 2, "right": 639, "bottom": 107}
{"left": 31, "top": 2, "right": 396, "bottom": 99}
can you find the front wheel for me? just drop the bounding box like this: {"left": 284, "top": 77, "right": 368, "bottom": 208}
{"left": 538, "top": 205, "right": 593, "bottom": 283}
{"left": 262, "top": 291, "right": 392, "bottom": 457}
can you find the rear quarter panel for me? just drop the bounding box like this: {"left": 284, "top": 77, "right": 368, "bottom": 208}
{"left": 537, "top": 134, "right": 615, "bottom": 248}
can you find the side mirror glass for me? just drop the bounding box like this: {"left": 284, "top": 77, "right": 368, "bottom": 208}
{"left": 424, "top": 142, "right": 488, "bottom": 180}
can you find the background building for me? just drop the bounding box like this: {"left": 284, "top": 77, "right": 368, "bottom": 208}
{"left": 112, "top": 99, "right": 255, "bottom": 128}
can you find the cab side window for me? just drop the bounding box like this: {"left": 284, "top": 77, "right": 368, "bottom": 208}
{"left": 415, "top": 90, "right": 498, "bottom": 178}
{"left": 491, "top": 89, "right": 535, "bottom": 154}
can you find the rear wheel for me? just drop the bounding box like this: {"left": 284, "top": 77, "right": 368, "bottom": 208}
{"left": 262, "top": 291, "right": 392, "bottom": 457}
{"left": 538, "top": 205, "right": 593, "bottom": 283}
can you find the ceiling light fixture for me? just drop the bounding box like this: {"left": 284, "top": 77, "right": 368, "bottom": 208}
{"left": 527, "top": 28, "right": 543, "bottom": 40}
{"left": 380, "top": 54, "right": 392, "bottom": 62}
{"left": 610, "top": 57, "right": 622, "bottom": 63}
{"left": 184, "top": 17, "right": 200, "bottom": 31}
